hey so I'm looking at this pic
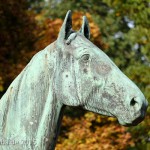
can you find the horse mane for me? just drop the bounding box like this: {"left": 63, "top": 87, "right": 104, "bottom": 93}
{"left": 0, "top": 41, "right": 61, "bottom": 149}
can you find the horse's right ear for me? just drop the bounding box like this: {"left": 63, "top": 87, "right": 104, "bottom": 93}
{"left": 57, "top": 10, "right": 72, "bottom": 47}
{"left": 79, "top": 16, "right": 90, "bottom": 39}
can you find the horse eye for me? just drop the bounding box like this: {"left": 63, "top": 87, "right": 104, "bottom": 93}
{"left": 81, "top": 54, "right": 90, "bottom": 62}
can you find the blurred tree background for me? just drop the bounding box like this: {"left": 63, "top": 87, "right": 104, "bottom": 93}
{"left": 0, "top": 0, "right": 150, "bottom": 149}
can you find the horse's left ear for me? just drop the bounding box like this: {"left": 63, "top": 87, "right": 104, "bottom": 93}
{"left": 79, "top": 16, "right": 90, "bottom": 39}
{"left": 57, "top": 10, "right": 72, "bottom": 47}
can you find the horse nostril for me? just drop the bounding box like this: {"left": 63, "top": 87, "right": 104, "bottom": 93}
{"left": 130, "top": 97, "right": 142, "bottom": 111}
{"left": 130, "top": 97, "right": 137, "bottom": 106}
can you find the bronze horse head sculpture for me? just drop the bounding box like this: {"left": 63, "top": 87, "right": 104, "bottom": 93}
{"left": 0, "top": 10, "right": 148, "bottom": 150}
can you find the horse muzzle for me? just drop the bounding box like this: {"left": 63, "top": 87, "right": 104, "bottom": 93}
{"left": 118, "top": 97, "right": 148, "bottom": 126}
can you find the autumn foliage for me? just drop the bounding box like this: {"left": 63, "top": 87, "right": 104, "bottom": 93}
{"left": 56, "top": 111, "right": 134, "bottom": 150}
{"left": 0, "top": 0, "right": 36, "bottom": 92}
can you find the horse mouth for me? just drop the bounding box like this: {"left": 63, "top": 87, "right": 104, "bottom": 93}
{"left": 118, "top": 115, "right": 145, "bottom": 127}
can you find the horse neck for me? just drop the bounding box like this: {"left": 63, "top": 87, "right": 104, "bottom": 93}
{"left": 0, "top": 42, "right": 65, "bottom": 149}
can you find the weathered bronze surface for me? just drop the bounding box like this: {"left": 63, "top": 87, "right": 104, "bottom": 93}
{"left": 0, "top": 10, "right": 148, "bottom": 150}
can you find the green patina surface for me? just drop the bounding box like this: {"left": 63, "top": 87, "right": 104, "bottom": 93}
{"left": 0, "top": 11, "right": 148, "bottom": 150}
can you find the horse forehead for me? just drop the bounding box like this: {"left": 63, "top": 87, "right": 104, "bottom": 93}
{"left": 69, "top": 35, "right": 97, "bottom": 55}
{"left": 73, "top": 34, "right": 93, "bottom": 48}
{"left": 70, "top": 35, "right": 107, "bottom": 60}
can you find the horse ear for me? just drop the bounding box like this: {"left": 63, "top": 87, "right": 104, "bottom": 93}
{"left": 79, "top": 16, "right": 90, "bottom": 39}
{"left": 57, "top": 10, "right": 72, "bottom": 46}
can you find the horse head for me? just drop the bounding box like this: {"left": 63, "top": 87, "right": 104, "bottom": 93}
{"left": 55, "top": 10, "right": 148, "bottom": 126}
